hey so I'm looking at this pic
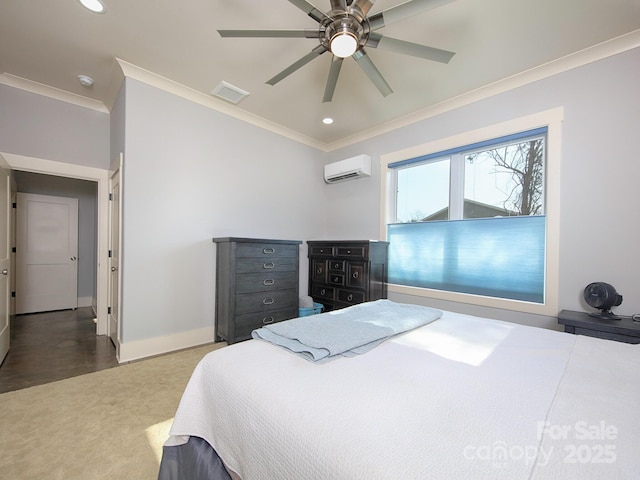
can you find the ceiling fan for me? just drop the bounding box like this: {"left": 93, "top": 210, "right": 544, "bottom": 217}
{"left": 218, "top": 0, "right": 456, "bottom": 103}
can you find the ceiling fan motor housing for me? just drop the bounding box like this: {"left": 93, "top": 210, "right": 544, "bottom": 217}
{"left": 322, "top": 9, "right": 368, "bottom": 56}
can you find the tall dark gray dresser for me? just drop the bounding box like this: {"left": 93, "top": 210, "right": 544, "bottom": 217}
{"left": 213, "top": 237, "right": 302, "bottom": 344}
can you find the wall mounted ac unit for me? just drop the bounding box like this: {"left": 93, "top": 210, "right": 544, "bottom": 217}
{"left": 324, "top": 155, "right": 372, "bottom": 183}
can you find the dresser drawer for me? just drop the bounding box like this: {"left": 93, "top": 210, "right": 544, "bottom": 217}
{"left": 236, "top": 257, "right": 297, "bottom": 273}
{"left": 335, "top": 246, "right": 366, "bottom": 258}
{"left": 309, "top": 245, "right": 334, "bottom": 257}
{"left": 337, "top": 289, "right": 365, "bottom": 305}
{"left": 234, "top": 307, "right": 298, "bottom": 339}
{"left": 311, "top": 284, "right": 335, "bottom": 302}
{"left": 311, "top": 259, "right": 327, "bottom": 282}
{"left": 329, "top": 260, "right": 345, "bottom": 271}
{"left": 236, "top": 242, "right": 298, "bottom": 258}
{"left": 236, "top": 272, "right": 298, "bottom": 294}
{"left": 235, "top": 289, "right": 298, "bottom": 315}
{"left": 346, "top": 262, "right": 365, "bottom": 287}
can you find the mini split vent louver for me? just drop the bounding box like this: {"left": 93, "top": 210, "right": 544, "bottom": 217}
{"left": 324, "top": 155, "right": 372, "bottom": 183}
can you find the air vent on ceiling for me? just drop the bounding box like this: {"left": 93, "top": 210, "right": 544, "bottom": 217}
{"left": 211, "top": 81, "right": 250, "bottom": 104}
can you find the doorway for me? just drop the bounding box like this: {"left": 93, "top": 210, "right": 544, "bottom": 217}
{"left": 0, "top": 152, "right": 113, "bottom": 356}
{"left": 13, "top": 174, "right": 93, "bottom": 313}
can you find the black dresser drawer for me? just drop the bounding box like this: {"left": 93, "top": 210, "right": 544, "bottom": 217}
{"left": 337, "top": 289, "right": 365, "bottom": 305}
{"left": 335, "top": 246, "right": 367, "bottom": 258}
{"left": 309, "top": 245, "right": 334, "bottom": 256}
{"left": 311, "top": 284, "right": 335, "bottom": 302}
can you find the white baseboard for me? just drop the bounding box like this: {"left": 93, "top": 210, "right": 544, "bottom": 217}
{"left": 117, "top": 326, "right": 216, "bottom": 363}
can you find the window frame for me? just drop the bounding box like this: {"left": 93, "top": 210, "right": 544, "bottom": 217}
{"left": 379, "top": 108, "right": 563, "bottom": 316}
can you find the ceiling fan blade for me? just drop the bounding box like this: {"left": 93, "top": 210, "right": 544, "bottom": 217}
{"left": 352, "top": 50, "right": 392, "bottom": 97}
{"left": 351, "top": 0, "right": 376, "bottom": 17}
{"left": 218, "top": 29, "right": 322, "bottom": 39}
{"left": 323, "top": 56, "right": 344, "bottom": 103}
{"left": 288, "top": 0, "right": 330, "bottom": 23}
{"left": 266, "top": 44, "right": 328, "bottom": 86}
{"left": 329, "top": 0, "right": 348, "bottom": 11}
{"left": 368, "top": 0, "right": 455, "bottom": 31}
{"left": 366, "top": 33, "right": 455, "bottom": 63}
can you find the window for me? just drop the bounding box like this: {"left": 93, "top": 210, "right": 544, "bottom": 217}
{"left": 381, "top": 109, "right": 562, "bottom": 314}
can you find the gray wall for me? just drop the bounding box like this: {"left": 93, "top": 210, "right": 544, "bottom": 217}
{"left": 12, "top": 171, "right": 98, "bottom": 308}
{"left": 0, "top": 83, "right": 109, "bottom": 313}
{"left": 2, "top": 46, "right": 638, "bottom": 349}
{"left": 119, "top": 78, "right": 327, "bottom": 342}
{"left": 326, "top": 47, "right": 640, "bottom": 323}
{"left": 0, "top": 84, "right": 110, "bottom": 169}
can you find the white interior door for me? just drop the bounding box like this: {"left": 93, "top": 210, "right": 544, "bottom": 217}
{"left": 0, "top": 159, "right": 11, "bottom": 364}
{"left": 108, "top": 168, "right": 122, "bottom": 348}
{"left": 16, "top": 193, "right": 78, "bottom": 314}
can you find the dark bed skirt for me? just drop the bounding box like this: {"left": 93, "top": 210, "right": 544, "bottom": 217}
{"left": 158, "top": 436, "right": 233, "bottom": 480}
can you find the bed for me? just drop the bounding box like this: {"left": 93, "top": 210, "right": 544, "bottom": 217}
{"left": 158, "top": 299, "right": 639, "bottom": 480}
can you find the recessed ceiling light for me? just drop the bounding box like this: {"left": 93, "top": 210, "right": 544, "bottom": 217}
{"left": 78, "top": 0, "right": 106, "bottom": 14}
{"left": 322, "top": 117, "right": 334, "bottom": 125}
{"left": 77, "top": 74, "right": 95, "bottom": 87}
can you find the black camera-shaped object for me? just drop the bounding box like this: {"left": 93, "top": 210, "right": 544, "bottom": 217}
{"left": 583, "top": 282, "right": 622, "bottom": 320}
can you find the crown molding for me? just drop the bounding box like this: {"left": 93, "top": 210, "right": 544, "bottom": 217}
{"left": 0, "top": 73, "right": 109, "bottom": 113}
{"left": 115, "top": 59, "right": 328, "bottom": 151}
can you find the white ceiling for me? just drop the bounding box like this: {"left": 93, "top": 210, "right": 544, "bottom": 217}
{"left": 1, "top": 0, "right": 639, "bottom": 148}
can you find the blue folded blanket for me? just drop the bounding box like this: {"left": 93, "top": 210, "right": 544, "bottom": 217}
{"left": 251, "top": 299, "right": 442, "bottom": 363}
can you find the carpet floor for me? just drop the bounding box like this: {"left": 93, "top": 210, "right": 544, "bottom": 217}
{"left": 0, "top": 343, "right": 224, "bottom": 479}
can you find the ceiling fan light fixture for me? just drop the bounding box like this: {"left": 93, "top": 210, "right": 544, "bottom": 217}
{"left": 78, "top": 0, "right": 106, "bottom": 14}
{"left": 330, "top": 30, "right": 358, "bottom": 58}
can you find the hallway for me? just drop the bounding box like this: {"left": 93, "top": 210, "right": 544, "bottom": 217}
{"left": 0, "top": 307, "right": 119, "bottom": 393}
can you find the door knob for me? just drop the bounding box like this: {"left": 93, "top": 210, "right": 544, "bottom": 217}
{"left": 70, "top": 256, "right": 77, "bottom": 261}
{"left": 1, "top": 269, "right": 7, "bottom": 276}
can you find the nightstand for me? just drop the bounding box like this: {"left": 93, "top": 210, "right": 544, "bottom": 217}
{"left": 558, "top": 310, "right": 640, "bottom": 344}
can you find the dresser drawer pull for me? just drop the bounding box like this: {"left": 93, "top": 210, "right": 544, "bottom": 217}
{"left": 263, "top": 262, "right": 275, "bottom": 269}
{"left": 347, "top": 294, "right": 353, "bottom": 302}
{"left": 263, "top": 247, "right": 276, "bottom": 254}
{"left": 263, "top": 316, "right": 275, "bottom": 324}
{"left": 262, "top": 297, "right": 275, "bottom": 305}
{"left": 352, "top": 271, "right": 359, "bottom": 279}
{"left": 263, "top": 279, "right": 275, "bottom": 286}
{"left": 320, "top": 289, "right": 326, "bottom": 296}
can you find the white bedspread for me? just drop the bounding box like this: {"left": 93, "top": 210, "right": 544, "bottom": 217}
{"left": 167, "top": 309, "right": 640, "bottom": 480}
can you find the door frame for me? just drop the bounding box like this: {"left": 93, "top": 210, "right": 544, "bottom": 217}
{"left": 108, "top": 157, "right": 123, "bottom": 356}
{"left": 0, "top": 152, "right": 111, "bottom": 336}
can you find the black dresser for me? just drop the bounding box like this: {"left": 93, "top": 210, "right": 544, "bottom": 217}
{"left": 307, "top": 240, "right": 389, "bottom": 312}
{"left": 213, "top": 237, "right": 302, "bottom": 344}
